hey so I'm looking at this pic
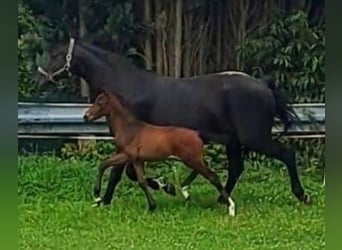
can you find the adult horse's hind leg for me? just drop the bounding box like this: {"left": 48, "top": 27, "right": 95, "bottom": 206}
{"left": 184, "top": 157, "right": 235, "bottom": 216}
{"left": 250, "top": 138, "right": 310, "bottom": 204}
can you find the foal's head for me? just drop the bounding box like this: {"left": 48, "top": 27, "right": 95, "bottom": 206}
{"left": 83, "top": 92, "right": 129, "bottom": 122}
{"left": 83, "top": 93, "right": 112, "bottom": 122}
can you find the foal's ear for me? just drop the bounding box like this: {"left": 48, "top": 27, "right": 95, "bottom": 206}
{"left": 103, "top": 90, "right": 111, "bottom": 98}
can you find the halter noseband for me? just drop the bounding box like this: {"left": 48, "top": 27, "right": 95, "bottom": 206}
{"left": 37, "top": 38, "right": 75, "bottom": 83}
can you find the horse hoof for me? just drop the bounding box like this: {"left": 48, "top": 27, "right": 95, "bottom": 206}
{"left": 303, "top": 194, "right": 312, "bottom": 205}
{"left": 163, "top": 183, "right": 176, "bottom": 196}
{"left": 217, "top": 195, "right": 227, "bottom": 204}
{"left": 149, "top": 204, "right": 157, "bottom": 212}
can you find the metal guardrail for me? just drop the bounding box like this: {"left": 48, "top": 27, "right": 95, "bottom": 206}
{"left": 18, "top": 102, "right": 325, "bottom": 139}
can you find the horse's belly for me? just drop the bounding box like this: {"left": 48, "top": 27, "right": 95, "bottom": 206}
{"left": 137, "top": 146, "right": 171, "bottom": 161}
{"left": 123, "top": 137, "right": 171, "bottom": 161}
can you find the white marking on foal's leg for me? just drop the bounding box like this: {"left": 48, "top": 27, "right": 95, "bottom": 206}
{"left": 91, "top": 197, "right": 102, "bottom": 208}
{"left": 181, "top": 186, "right": 190, "bottom": 200}
{"left": 228, "top": 197, "right": 236, "bottom": 217}
{"left": 91, "top": 203, "right": 100, "bottom": 208}
{"left": 94, "top": 197, "right": 102, "bottom": 203}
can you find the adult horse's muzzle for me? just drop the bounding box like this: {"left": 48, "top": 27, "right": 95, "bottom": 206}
{"left": 32, "top": 38, "right": 76, "bottom": 87}
{"left": 32, "top": 70, "right": 50, "bottom": 87}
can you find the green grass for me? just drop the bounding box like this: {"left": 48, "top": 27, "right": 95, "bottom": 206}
{"left": 18, "top": 155, "right": 325, "bottom": 250}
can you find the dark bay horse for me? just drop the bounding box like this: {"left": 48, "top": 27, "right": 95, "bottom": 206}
{"left": 84, "top": 92, "right": 235, "bottom": 215}
{"left": 34, "top": 38, "right": 311, "bottom": 207}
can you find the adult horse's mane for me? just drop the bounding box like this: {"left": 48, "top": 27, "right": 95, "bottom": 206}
{"left": 103, "top": 88, "right": 137, "bottom": 118}
{"left": 78, "top": 40, "right": 151, "bottom": 76}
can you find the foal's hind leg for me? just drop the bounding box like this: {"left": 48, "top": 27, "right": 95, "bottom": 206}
{"left": 250, "top": 138, "right": 310, "bottom": 204}
{"left": 93, "top": 153, "right": 128, "bottom": 205}
{"left": 132, "top": 160, "right": 157, "bottom": 212}
{"left": 184, "top": 158, "right": 235, "bottom": 216}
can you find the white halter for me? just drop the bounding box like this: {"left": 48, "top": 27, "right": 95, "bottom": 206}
{"left": 37, "top": 38, "right": 75, "bottom": 82}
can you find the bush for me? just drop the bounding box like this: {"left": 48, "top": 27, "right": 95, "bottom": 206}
{"left": 18, "top": 3, "right": 44, "bottom": 99}
{"left": 58, "top": 138, "right": 324, "bottom": 174}
{"left": 238, "top": 11, "right": 325, "bottom": 103}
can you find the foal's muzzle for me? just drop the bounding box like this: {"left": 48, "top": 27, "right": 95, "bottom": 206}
{"left": 83, "top": 114, "right": 90, "bottom": 122}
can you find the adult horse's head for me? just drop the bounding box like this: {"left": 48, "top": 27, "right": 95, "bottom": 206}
{"left": 33, "top": 38, "right": 76, "bottom": 86}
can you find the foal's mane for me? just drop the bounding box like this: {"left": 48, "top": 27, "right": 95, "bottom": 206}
{"left": 106, "top": 92, "right": 137, "bottom": 122}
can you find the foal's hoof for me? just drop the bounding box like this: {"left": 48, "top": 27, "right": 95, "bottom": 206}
{"left": 91, "top": 202, "right": 101, "bottom": 208}
{"left": 163, "top": 183, "right": 176, "bottom": 196}
{"left": 180, "top": 186, "right": 190, "bottom": 200}
{"left": 91, "top": 197, "right": 103, "bottom": 208}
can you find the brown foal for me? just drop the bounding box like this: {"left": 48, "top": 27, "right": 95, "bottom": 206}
{"left": 84, "top": 92, "right": 235, "bottom": 215}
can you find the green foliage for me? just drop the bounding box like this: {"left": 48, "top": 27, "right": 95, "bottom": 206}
{"left": 18, "top": 3, "right": 44, "bottom": 99}
{"left": 60, "top": 141, "right": 116, "bottom": 164}
{"left": 57, "top": 137, "right": 324, "bottom": 176}
{"left": 238, "top": 11, "right": 325, "bottom": 103}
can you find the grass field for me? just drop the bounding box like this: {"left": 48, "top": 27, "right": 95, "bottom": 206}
{"left": 18, "top": 155, "right": 325, "bottom": 250}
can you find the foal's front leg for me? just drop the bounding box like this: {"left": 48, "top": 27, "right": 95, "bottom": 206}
{"left": 133, "top": 160, "right": 157, "bottom": 212}
{"left": 93, "top": 153, "right": 128, "bottom": 205}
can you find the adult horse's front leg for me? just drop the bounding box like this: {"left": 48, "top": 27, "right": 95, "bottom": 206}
{"left": 179, "top": 170, "right": 198, "bottom": 200}
{"left": 179, "top": 143, "right": 244, "bottom": 203}
{"left": 125, "top": 163, "right": 177, "bottom": 195}
{"left": 102, "top": 162, "right": 177, "bottom": 205}
{"left": 218, "top": 144, "right": 244, "bottom": 204}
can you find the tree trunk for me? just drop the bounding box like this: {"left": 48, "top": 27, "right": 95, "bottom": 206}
{"left": 155, "top": 0, "right": 163, "bottom": 75}
{"left": 143, "top": 0, "right": 152, "bottom": 70}
{"left": 216, "top": 0, "right": 222, "bottom": 71}
{"left": 174, "top": 0, "right": 182, "bottom": 78}
{"left": 183, "top": 11, "right": 192, "bottom": 77}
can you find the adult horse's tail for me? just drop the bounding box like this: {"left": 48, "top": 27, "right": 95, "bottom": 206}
{"left": 263, "top": 76, "right": 298, "bottom": 137}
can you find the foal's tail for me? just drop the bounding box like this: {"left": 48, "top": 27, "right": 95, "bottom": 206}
{"left": 263, "top": 76, "right": 299, "bottom": 137}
